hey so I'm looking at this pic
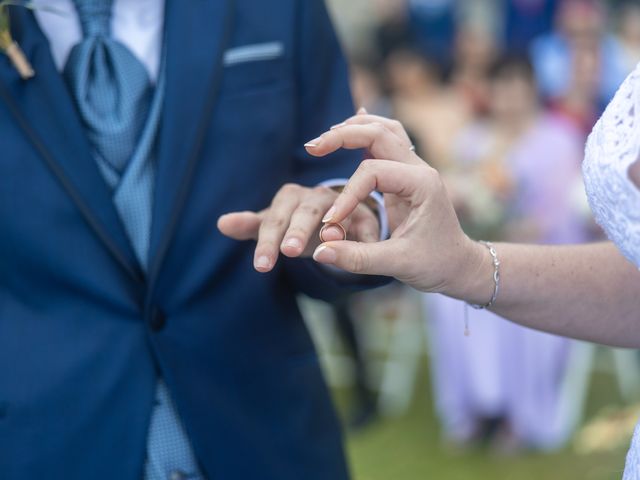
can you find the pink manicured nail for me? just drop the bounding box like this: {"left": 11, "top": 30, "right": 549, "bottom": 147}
{"left": 255, "top": 256, "right": 271, "bottom": 271}
{"left": 322, "top": 206, "right": 336, "bottom": 223}
{"left": 283, "top": 238, "right": 302, "bottom": 250}
{"left": 313, "top": 245, "right": 337, "bottom": 263}
{"left": 330, "top": 122, "right": 346, "bottom": 130}
{"left": 304, "top": 137, "right": 322, "bottom": 148}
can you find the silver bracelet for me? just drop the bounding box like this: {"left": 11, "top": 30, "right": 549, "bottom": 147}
{"left": 467, "top": 241, "right": 500, "bottom": 310}
{"left": 463, "top": 241, "right": 500, "bottom": 337}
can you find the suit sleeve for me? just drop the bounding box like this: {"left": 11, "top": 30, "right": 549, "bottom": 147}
{"left": 279, "top": 0, "right": 390, "bottom": 301}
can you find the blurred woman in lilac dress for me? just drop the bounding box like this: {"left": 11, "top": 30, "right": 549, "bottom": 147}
{"left": 425, "top": 56, "right": 589, "bottom": 452}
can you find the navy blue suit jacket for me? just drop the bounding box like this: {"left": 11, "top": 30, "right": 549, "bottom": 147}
{"left": 0, "top": 1, "right": 378, "bottom": 478}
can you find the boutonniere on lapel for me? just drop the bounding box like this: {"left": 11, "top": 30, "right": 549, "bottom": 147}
{"left": 0, "top": 1, "right": 35, "bottom": 79}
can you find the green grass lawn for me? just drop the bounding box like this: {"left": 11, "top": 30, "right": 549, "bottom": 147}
{"left": 336, "top": 359, "right": 630, "bottom": 480}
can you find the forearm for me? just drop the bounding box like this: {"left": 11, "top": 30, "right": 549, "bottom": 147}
{"left": 453, "top": 241, "right": 640, "bottom": 348}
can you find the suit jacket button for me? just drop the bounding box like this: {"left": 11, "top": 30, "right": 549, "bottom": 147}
{"left": 150, "top": 307, "right": 167, "bottom": 332}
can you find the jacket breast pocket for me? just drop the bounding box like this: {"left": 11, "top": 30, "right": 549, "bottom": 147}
{"left": 219, "top": 42, "right": 292, "bottom": 98}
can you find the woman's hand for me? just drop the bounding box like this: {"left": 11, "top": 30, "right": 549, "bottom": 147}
{"left": 217, "top": 184, "right": 380, "bottom": 273}
{"left": 305, "top": 111, "right": 487, "bottom": 296}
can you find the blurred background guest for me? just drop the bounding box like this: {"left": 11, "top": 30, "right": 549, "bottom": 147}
{"left": 504, "top": 0, "right": 559, "bottom": 54}
{"left": 614, "top": 2, "right": 640, "bottom": 75}
{"left": 530, "top": 0, "right": 628, "bottom": 125}
{"left": 349, "top": 59, "right": 394, "bottom": 118}
{"left": 450, "top": 21, "right": 498, "bottom": 117}
{"left": 383, "top": 48, "right": 470, "bottom": 168}
{"left": 407, "top": 0, "right": 457, "bottom": 66}
{"left": 371, "top": 0, "right": 415, "bottom": 65}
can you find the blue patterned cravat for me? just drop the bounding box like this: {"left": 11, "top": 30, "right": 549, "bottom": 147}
{"left": 63, "top": 1, "right": 202, "bottom": 478}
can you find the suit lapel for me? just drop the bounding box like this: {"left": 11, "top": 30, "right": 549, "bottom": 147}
{"left": 0, "top": 7, "right": 143, "bottom": 283}
{"left": 147, "top": 0, "right": 236, "bottom": 286}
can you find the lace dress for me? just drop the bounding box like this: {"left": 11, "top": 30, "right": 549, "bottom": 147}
{"left": 583, "top": 61, "right": 640, "bottom": 479}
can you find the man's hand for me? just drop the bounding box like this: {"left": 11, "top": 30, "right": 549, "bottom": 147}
{"left": 217, "top": 184, "right": 380, "bottom": 273}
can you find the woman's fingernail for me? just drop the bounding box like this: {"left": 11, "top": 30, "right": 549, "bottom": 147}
{"left": 313, "top": 245, "right": 337, "bottom": 263}
{"left": 358, "top": 107, "right": 368, "bottom": 114}
{"left": 330, "top": 122, "right": 346, "bottom": 130}
{"left": 283, "top": 238, "right": 302, "bottom": 250}
{"left": 322, "top": 206, "right": 336, "bottom": 223}
{"left": 304, "top": 137, "right": 322, "bottom": 148}
{"left": 255, "top": 256, "right": 272, "bottom": 271}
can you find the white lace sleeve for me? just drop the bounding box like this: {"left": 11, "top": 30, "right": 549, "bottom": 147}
{"left": 583, "top": 62, "right": 640, "bottom": 268}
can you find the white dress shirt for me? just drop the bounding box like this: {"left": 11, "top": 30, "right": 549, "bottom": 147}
{"left": 35, "top": 0, "right": 164, "bottom": 81}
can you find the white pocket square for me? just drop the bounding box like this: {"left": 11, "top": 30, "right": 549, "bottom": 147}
{"left": 223, "top": 42, "right": 285, "bottom": 66}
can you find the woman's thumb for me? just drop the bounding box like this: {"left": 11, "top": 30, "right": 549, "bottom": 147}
{"left": 312, "top": 240, "right": 397, "bottom": 277}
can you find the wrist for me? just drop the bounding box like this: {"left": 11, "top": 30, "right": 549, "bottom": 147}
{"left": 444, "top": 237, "right": 496, "bottom": 304}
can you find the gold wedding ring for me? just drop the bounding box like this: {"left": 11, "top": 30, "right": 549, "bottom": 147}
{"left": 319, "top": 222, "right": 347, "bottom": 243}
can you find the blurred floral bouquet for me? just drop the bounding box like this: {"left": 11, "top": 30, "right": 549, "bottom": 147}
{"left": 444, "top": 164, "right": 514, "bottom": 242}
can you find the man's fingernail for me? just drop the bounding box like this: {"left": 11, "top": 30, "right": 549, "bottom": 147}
{"left": 358, "top": 107, "right": 368, "bottom": 114}
{"left": 313, "top": 245, "right": 337, "bottom": 263}
{"left": 330, "top": 122, "right": 346, "bottom": 130}
{"left": 304, "top": 137, "right": 322, "bottom": 148}
{"left": 255, "top": 256, "right": 272, "bottom": 271}
{"left": 321, "top": 225, "right": 344, "bottom": 240}
{"left": 322, "top": 206, "right": 336, "bottom": 223}
{"left": 283, "top": 238, "right": 303, "bottom": 250}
